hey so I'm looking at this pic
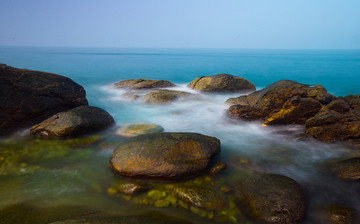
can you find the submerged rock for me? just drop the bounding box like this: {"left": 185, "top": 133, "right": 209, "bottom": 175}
{"left": 173, "top": 185, "right": 228, "bottom": 211}
{"left": 187, "top": 74, "right": 255, "bottom": 93}
{"left": 314, "top": 205, "right": 358, "bottom": 224}
{"left": 142, "top": 89, "right": 194, "bottom": 104}
{"left": 331, "top": 157, "right": 360, "bottom": 181}
{"left": 0, "top": 63, "right": 88, "bottom": 135}
{"left": 115, "top": 182, "right": 152, "bottom": 195}
{"left": 114, "top": 79, "right": 175, "bottom": 89}
{"left": 305, "top": 96, "right": 360, "bottom": 146}
{"left": 109, "top": 132, "right": 220, "bottom": 179}
{"left": 116, "top": 124, "right": 164, "bottom": 137}
{"left": 30, "top": 106, "right": 115, "bottom": 138}
{"left": 233, "top": 174, "right": 306, "bottom": 224}
{"left": 209, "top": 161, "right": 227, "bottom": 175}
{"left": 226, "top": 80, "right": 335, "bottom": 125}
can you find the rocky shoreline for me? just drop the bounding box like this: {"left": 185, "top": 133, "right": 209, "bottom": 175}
{"left": 1, "top": 64, "right": 360, "bottom": 224}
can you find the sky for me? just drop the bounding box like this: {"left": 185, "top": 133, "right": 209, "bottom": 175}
{"left": 0, "top": 0, "right": 359, "bottom": 49}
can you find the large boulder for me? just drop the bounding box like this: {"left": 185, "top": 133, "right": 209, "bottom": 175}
{"left": 109, "top": 132, "right": 221, "bottom": 179}
{"left": 116, "top": 123, "right": 164, "bottom": 137}
{"left": 142, "top": 89, "right": 194, "bottom": 104}
{"left": 30, "top": 106, "right": 115, "bottom": 138}
{"left": 114, "top": 79, "right": 175, "bottom": 89}
{"left": 226, "top": 80, "right": 335, "bottom": 125}
{"left": 0, "top": 64, "right": 88, "bottom": 135}
{"left": 187, "top": 74, "right": 255, "bottom": 93}
{"left": 233, "top": 174, "right": 306, "bottom": 224}
{"left": 305, "top": 96, "right": 360, "bottom": 146}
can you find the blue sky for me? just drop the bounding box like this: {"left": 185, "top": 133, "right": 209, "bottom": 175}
{"left": 0, "top": 0, "right": 359, "bottom": 49}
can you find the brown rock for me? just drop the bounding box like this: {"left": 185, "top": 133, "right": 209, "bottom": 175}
{"left": 114, "top": 79, "right": 175, "bottom": 89}
{"left": 187, "top": 74, "right": 255, "bottom": 93}
{"left": 142, "top": 89, "right": 194, "bottom": 104}
{"left": 331, "top": 157, "right": 360, "bottom": 181}
{"left": 115, "top": 182, "right": 152, "bottom": 195}
{"left": 0, "top": 64, "right": 88, "bottom": 135}
{"left": 109, "top": 132, "right": 221, "bottom": 179}
{"left": 209, "top": 161, "right": 227, "bottom": 175}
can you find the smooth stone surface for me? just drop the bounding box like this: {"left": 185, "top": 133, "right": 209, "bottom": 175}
{"left": 306, "top": 96, "right": 360, "bottom": 146}
{"left": 233, "top": 174, "right": 306, "bottom": 224}
{"left": 187, "top": 74, "right": 255, "bottom": 93}
{"left": 142, "top": 89, "right": 194, "bottom": 104}
{"left": 30, "top": 106, "right": 115, "bottom": 138}
{"left": 109, "top": 132, "right": 221, "bottom": 179}
{"left": 209, "top": 161, "right": 227, "bottom": 175}
{"left": 0, "top": 63, "right": 88, "bottom": 135}
{"left": 116, "top": 124, "right": 164, "bottom": 137}
{"left": 331, "top": 157, "right": 360, "bottom": 181}
{"left": 115, "top": 182, "right": 152, "bottom": 195}
{"left": 226, "top": 80, "right": 335, "bottom": 125}
{"left": 173, "top": 185, "right": 228, "bottom": 211}
{"left": 114, "top": 79, "right": 175, "bottom": 89}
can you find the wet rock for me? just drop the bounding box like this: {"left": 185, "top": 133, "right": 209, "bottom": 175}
{"left": 116, "top": 182, "right": 152, "bottom": 195}
{"left": 30, "top": 106, "right": 115, "bottom": 138}
{"left": 233, "top": 174, "right": 306, "bottom": 224}
{"left": 305, "top": 96, "right": 360, "bottom": 145}
{"left": 109, "top": 132, "right": 221, "bottom": 179}
{"left": 0, "top": 63, "right": 88, "bottom": 135}
{"left": 226, "top": 80, "right": 335, "bottom": 125}
{"left": 142, "top": 89, "right": 194, "bottom": 104}
{"left": 174, "top": 185, "right": 228, "bottom": 211}
{"left": 116, "top": 124, "right": 163, "bottom": 137}
{"left": 314, "top": 205, "right": 358, "bottom": 224}
{"left": 209, "top": 161, "right": 227, "bottom": 175}
{"left": 331, "top": 157, "right": 360, "bottom": 181}
{"left": 187, "top": 74, "right": 255, "bottom": 93}
{"left": 114, "top": 79, "right": 175, "bottom": 89}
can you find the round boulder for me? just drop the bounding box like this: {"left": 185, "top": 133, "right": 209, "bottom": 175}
{"left": 114, "top": 79, "right": 175, "bottom": 89}
{"left": 142, "top": 89, "right": 194, "bottom": 104}
{"left": 187, "top": 74, "right": 256, "bottom": 93}
{"left": 116, "top": 124, "right": 164, "bottom": 137}
{"left": 30, "top": 106, "right": 115, "bottom": 138}
{"left": 331, "top": 157, "right": 360, "bottom": 181}
{"left": 233, "top": 174, "right": 306, "bottom": 224}
{"left": 109, "top": 132, "right": 221, "bottom": 179}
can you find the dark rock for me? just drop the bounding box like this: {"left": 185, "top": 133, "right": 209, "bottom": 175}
{"left": 226, "top": 80, "right": 335, "bottom": 125}
{"left": 0, "top": 64, "right": 88, "bottom": 135}
{"left": 306, "top": 96, "right": 360, "bottom": 145}
{"left": 114, "top": 79, "right": 175, "bottom": 89}
{"left": 314, "top": 205, "right": 358, "bottom": 224}
{"left": 331, "top": 157, "right": 360, "bottom": 181}
{"left": 109, "top": 132, "right": 221, "bottom": 179}
{"left": 209, "top": 161, "right": 227, "bottom": 175}
{"left": 187, "top": 74, "right": 256, "bottom": 93}
{"left": 115, "top": 182, "right": 152, "bottom": 195}
{"left": 173, "top": 185, "right": 228, "bottom": 211}
{"left": 30, "top": 106, "right": 115, "bottom": 138}
{"left": 142, "top": 89, "right": 194, "bottom": 104}
{"left": 233, "top": 174, "right": 306, "bottom": 224}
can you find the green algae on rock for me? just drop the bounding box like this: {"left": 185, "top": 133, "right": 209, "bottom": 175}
{"left": 209, "top": 161, "right": 227, "bottom": 175}
{"left": 188, "top": 74, "right": 255, "bottom": 93}
{"left": 115, "top": 182, "right": 152, "bottom": 195}
{"left": 109, "top": 132, "right": 220, "bottom": 179}
{"left": 30, "top": 106, "right": 115, "bottom": 138}
{"left": 116, "top": 124, "right": 164, "bottom": 137}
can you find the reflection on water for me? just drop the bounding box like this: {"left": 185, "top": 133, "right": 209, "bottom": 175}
{"left": 1, "top": 84, "right": 360, "bottom": 223}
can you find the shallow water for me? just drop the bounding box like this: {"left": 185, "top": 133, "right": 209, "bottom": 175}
{"left": 1, "top": 47, "right": 360, "bottom": 223}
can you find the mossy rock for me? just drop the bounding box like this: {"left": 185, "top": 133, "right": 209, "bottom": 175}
{"left": 314, "top": 205, "right": 358, "bottom": 224}
{"left": 116, "top": 124, "right": 163, "bottom": 137}
{"left": 331, "top": 157, "right": 360, "bottom": 181}
{"left": 173, "top": 185, "right": 228, "bottom": 211}
{"left": 233, "top": 174, "right": 306, "bottom": 224}
{"left": 209, "top": 161, "right": 227, "bottom": 175}
{"left": 114, "top": 79, "right": 176, "bottom": 89}
{"left": 142, "top": 89, "right": 194, "bottom": 104}
{"left": 115, "top": 182, "right": 152, "bottom": 195}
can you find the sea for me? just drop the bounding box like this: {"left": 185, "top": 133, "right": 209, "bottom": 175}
{"left": 0, "top": 46, "right": 360, "bottom": 223}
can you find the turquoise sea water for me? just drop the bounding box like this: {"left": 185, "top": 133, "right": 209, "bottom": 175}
{"left": 1, "top": 47, "right": 360, "bottom": 223}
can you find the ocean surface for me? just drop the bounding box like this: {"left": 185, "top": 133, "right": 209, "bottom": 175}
{"left": 0, "top": 46, "right": 360, "bottom": 223}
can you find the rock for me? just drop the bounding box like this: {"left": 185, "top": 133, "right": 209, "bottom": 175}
{"left": 305, "top": 96, "right": 360, "bottom": 145}
{"left": 233, "top": 174, "right": 306, "bottom": 224}
{"left": 226, "top": 80, "right": 335, "bottom": 125}
{"left": 116, "top": 124, "right": 164, "bottom": 137}
{"left": 173, "top": 185, "right": 228, "bottom": 211}
{"left": 30, "top": 106, "right": 115, "bottom": 138}
{"left": 142, "top": 89, "right": 194, "bottom": 104}
{"left": 209, "top": 161, "right": 227, "bottom": 175}
{"left": 109, "top": 132, "right": 221, "bottom": 179}
{"left": 314, "top": 205, "right": 358, "bottom": 224}
{"left": 0, "top": 64, "right": 88, "bottom": 135}
{"left": 187, "top": 74, "right": 255, "bottom": 93}
{"left": 331, "top": 157, "right": 360, "bottom": 181}
{"left": 114, "top": 79, "right": 175, "bottom": 89}
{"left": 115, "top": 182, "right": 152, "bottom": 195}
